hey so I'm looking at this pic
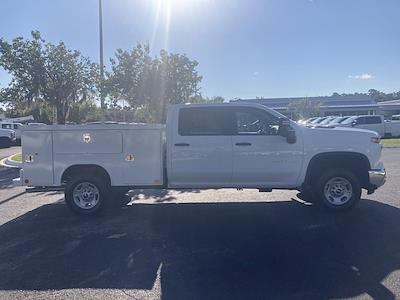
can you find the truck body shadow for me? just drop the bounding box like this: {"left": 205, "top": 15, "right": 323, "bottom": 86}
{"left": 0, "top": 199, "right": 399, "bottom": 300}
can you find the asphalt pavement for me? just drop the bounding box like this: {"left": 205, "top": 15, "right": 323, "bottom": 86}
{"left": 0, "top": 147, "right": 399, "bottom": 300}
{"left": 0, "top": 146, "right": 20, "bottom": 160}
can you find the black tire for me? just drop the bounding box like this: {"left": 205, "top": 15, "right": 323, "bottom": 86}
{"left": 313, "top": 168, "right": 361, "bottom": 211}
{"left": 65, "top": 175, "right": 110, "bottom": 215}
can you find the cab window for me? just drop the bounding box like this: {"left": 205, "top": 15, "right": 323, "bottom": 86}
{"left": 234, "top": 108, "right": 279, "bottom": 135}
{"left": 1, "top": 124, "right": 12, "bottom": 129}
{"left": 178, "top": 107, "right": 233, "bottom": 136}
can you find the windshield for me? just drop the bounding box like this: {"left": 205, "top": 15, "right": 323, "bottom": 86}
{"left": 314, "top": 117, "right": 328, "bottom": 124}
{"left": 337, "top": 116, "right": 350, "bottom": 123}
{"left": 341, "top": 116, "right": 358, "bottom": 124}
{"left": 318, "top": 117, "right": 337, "bottom": 125}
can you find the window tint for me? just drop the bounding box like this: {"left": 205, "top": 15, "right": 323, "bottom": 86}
{"left": 234, "top": 108, "right": 279, "bottom": 135}
{"left": 356, "top": 117, "right": 366, "bottom": 125}
{"left": 178, "top": 107, "right": 233, "bottom": 136}
{"left": 365, "top": 116, "right": 382, "bottom": 124}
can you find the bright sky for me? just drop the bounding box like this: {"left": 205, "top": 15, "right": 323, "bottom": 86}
{"left": 0, "top": 0, "right": 399, "bottom": 100}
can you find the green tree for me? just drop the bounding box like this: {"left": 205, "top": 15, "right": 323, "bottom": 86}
{"left": 0, "top": 31, "right": 98, "bottom": 124}
{"left": 107, "top": 43, "right": 202, "bottom": 123}
{"left": 288, "top": 98, "right": 321, "bottom": 120}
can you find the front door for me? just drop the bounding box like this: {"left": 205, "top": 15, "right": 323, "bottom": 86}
{"left": 231, "top": 107, "right": 303, "bottom": 188}
{"left": 168, "top": 107, "right": 233, "bottom": 188}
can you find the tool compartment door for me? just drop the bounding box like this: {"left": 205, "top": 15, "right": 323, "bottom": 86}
{"left": 21, "top": 131, "right": 54, "bottom": 186}
{"left": 122, "top": 129, "right": 163, "bottom": 185}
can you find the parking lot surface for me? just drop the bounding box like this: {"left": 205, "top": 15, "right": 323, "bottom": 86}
{"left": 0, "top": 147, "right": 399, "bottom": 300}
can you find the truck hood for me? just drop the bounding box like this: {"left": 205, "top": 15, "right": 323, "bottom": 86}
{"left": 300, "top": 124, "right": 382, "bottom": 170}
{"left": 308, "top": 125, "right": 379, "bottom": 136}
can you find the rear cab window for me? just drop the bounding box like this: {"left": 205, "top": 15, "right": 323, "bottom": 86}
{"left": 178, "top": 107, "right": 233, "bottom": 136}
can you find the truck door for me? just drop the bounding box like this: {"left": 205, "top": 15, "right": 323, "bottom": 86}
{"left": 168, "top": 107, "right": 233, "bottom": 188}
{"left": 230, "top": 107, "right": 303, "bottom": 187}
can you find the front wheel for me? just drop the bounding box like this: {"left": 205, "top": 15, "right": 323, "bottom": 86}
{"left": 314, "top": 169, "right": 361, "bottom": 211}
{"left": 65, "top": 175, "right": 110, "bottom": 215}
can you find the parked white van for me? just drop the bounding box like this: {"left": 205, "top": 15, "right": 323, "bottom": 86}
{"left": 336, "top": 115, "right": 400, "bottom": 137}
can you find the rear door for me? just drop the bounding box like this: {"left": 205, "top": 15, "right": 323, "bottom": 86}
{"left": 168, "top": 107, "right": 233, "bottom": 188}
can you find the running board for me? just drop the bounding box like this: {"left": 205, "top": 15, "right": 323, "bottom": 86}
{"left": 26, "top": 186, "right": 64, "bottom": 193}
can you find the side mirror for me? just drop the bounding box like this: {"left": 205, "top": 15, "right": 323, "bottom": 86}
{"left": 351, "top": 120, "right": 357, "bottom": 127}
{"left": 279, "top": 118, "right": 297, "bottom": 144}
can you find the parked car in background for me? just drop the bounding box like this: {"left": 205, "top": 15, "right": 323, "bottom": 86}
{"left": 336, "top": 115, "right": 400, "bottom": 137}
{"left": 392, "top": 114, "right": 400, "bottom": 121}
{"left": 317, "top": 116, "right": 339, "bottom": 126}
{"left": 0, "top": 128, "right": 16, "bottom": 148}
{"left": 0, "top": 122, "right": 23, "bottom": 144}
{"left": 308, "top": 117, "right": 328, "bottom": 125}
{"left": 329, "top": 116, "right": 351, "bottom": 125}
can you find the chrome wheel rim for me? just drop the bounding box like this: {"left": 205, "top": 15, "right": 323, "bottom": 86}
{"left": 72, "top": 182, "right": 100, "bottom": 210}
{"left": 324, "top": 177, "right": 353, "bottom": 206}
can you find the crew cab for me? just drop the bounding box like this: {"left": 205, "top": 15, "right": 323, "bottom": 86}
{"left": 337, "top": 115, "right": 400, "bottom": 137}
{"left": 17, "top": 103, "right": 386, "bottom": 215}
{"left": 0, "top": 128, "right": 16, "bottom": 148}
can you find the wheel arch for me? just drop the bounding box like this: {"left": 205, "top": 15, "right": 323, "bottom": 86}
{"left": 61, "top": 164, "right": 111, "bottom": 186}
{"left": 304, "top": 152, "right": 371, "bottom": 189}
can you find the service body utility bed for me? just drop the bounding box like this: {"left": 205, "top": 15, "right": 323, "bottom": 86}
{"left": 21, "top": 123, "right": 165, "bottom": 188}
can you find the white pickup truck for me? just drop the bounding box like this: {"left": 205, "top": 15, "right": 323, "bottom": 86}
{"left": 0, "top": 128, "right": 16, "bottom": 148}
{"left": 337, "top": 115, "right": 400, "bottom": 137}
{"left": 17, "top": 103, "right": 386, "bottom": 215}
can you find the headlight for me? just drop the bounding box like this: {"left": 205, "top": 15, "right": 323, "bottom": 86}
{"left": 371, "top": 136, "right": 381, "bottom": 144}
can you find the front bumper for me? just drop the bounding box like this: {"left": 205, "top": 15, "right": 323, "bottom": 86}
{"left": 368, "top": 168, "right": 386, "bottom": 193}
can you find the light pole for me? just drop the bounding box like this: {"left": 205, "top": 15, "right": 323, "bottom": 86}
{"left": 99, "top": 0, "right": 105, "bottom": 109}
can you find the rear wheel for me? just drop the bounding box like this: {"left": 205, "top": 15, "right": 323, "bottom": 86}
{"left": 313, "top": 168, "right": 361, "bottom": 211}
{"left": 65, "top": 175, "right": 110, "bottom": 215}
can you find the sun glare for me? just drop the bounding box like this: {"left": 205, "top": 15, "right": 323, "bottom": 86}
{"left": 149, "top": 0, "right": 207, "bottom": 50}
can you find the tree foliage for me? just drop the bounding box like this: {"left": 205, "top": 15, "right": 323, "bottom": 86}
{"left": 106, "top": 43, "right": 202, "bottom": 122}
{"left": 288, "top": 98, "right": 321, "bottom": 120}
{"left": 0, "top": 31, "right": 98, "bottom": 124}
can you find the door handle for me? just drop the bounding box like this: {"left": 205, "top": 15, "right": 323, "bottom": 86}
{"left": 235, "top": 142, "right": 252, "bottom": 146}
{"left": 174, "top": 143, "right": 190, "bottom": 147}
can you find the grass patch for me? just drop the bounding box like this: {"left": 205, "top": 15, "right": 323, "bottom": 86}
{"left": 10, "top": 152, "right": 22, "bottom": 162}
{"left": 381, "top": 138, "right": 400, "bottom": 147}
